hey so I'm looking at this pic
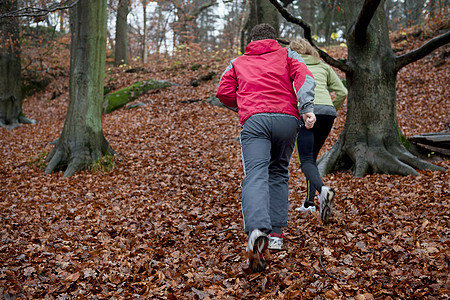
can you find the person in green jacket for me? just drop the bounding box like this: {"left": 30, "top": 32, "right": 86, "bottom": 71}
{"left": 268, "top": 38, "right": 347, "bottom": 250}
{"left": 291, "top": 38, "right": 347, "bottom": 221}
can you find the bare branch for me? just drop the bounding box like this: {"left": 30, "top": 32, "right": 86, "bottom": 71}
{"left": 186, "top": 0, "right": 218, "bottom": 21}
{"left": 353, "top": 0, "right": 381, "bottom": 42}
{"left": 268, "top": 0, "right": 312, "bottom": 40}
{"left": 0, "top": 0, "right": 79, "bottom": 19}
{"left": 316, "top": 47, "right": 352, "bottom": 73}
{"left": 394, "top": 30, "right": 450, "bottom": 72}
{"left": 268, "top": 0, "right": 351, "bottom": 73}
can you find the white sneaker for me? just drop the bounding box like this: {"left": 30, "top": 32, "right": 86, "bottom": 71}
{"left": 295, "top": 203, "right": 316, "bottom": 213}
{"left": 319, "top": 186, "right": 335, "bottom": 224}
{"left": 268, "top": 233, "right": 283, "bottom": 250}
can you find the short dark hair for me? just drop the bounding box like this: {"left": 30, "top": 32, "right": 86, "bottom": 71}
{"left": 250, "top": 23, "right": 277, "bottom": 41}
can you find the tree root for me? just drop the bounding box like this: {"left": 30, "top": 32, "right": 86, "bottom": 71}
{"left": 45, "top": 137, "right": 115, "bottom": 178}
{"left": 45, "top": 148, "right": 65, "bottom": 175}
{"left": 318, "top": 136, "right": 445, "bottom": 177}
{"left": 390, "top": 144, "right": 445, "bottom": 172}
{"left": 19, "top": 115, "right": 36, "bottom": 125}
{"left": 0, "top": 115, "right": 36, "bottom": 129}
{"left": 317, "top": 137, "right": 345, "bottom": 176}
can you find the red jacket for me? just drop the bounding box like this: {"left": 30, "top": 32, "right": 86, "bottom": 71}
{"left": 216, "top": 39, "right": 315, "bottom": 125}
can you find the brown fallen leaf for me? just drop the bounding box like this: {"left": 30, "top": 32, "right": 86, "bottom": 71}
{"left": 65, "top": 271, "right": 81, "bottom": 282}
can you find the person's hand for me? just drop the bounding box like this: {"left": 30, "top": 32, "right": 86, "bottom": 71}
{"left": 302, "top": 112, "right": 316, "bottom": 129}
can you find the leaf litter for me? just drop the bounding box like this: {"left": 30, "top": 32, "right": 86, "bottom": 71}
{"left": 0, "top": 27, "right": 449, "bottom": 299}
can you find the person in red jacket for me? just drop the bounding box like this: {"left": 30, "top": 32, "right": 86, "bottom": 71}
{"left": 216, "top": 23, "right": 316, "bottom": 273}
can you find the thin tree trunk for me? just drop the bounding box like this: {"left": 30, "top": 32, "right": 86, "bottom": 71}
{"left": 324, "top": 0, "right": 337, "bottom": 45}
{"left": 142, "top": 0, "right": 148, "bottom": 63}
{"left": 59, "top": 7, "right": 65, "bottom": 33}
{"left": 114, "top": 0, "right": 129, "bottom": 66}
{"left": 156, "top": 3, "right": 163, "bottom": 55}
{"left": 405, "top": 0, "right": 425, "bottom": 26}
{"left": 300, "top": 0, "right": 315, "bottom": 36}
{"left": 243, "top": 0, "right": 280, "bottom": 48}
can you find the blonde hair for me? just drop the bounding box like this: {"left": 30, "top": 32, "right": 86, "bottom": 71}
{"left": 289, "top": 38, "right": 320, "bottom": 59}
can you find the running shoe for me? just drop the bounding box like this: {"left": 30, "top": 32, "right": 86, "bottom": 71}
{"left": 246, "top": 229, "right": 269, "bottom": 273}
{"left": 319, "top": 186, "right": 335, "bottom": 224}
{"left": 268, "top": 232, "right": 283, "bottom": 250}
{"left": 295, "top": 203, "right": 316, "bottom": 213}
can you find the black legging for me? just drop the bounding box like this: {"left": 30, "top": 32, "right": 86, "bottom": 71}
{"left": 296, "top": 115, "right": 335, "bottom": 205}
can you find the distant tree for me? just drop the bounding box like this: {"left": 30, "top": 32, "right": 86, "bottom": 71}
{"left": 242, "top": 0, "right": 280, "bottom": 51}
{"left": 300, "top": 0, "right": 315, "bottom": 34}
{"left": 194, "top": 3, "right": 217, "bottom": 49}
{"left": 219, "top": 0, "right": 245, "bottom": 50}
{"left": 45, "top": 0, "right": 114, "bottom": 177}
{"left": 404, "top": 0, "right": 426, "bottom": 27}
{"left": 270, "top": 0, "right": 449, "bottom": 177}
{"left": 170, "top": 0, "right": 218, "bottom": 46}
{"left": 427, "top": 0, "right": 449, "bottom": 18}
{"left": 0, "top": 0, "right": 35, "bottom": 128}
{"left": 386, "top": 0, "right": 426, "bottom": 29}
{"left": 114, "top": 0, "right": 129, "bottom": 66}
{"left": 141, "top": 0, "right": 149, "bottom": 63}
{"left": 153, "top": 1, "right": 171, "bottom": 55}
{"left": 320, "top": 0, "right": 345, "bottom": 45}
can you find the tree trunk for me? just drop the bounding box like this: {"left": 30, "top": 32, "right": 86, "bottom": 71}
{"left": 45, "top": 0, "right": 114, "bottom": 178}
{"left": 317, "top": 0, "right": 443, "bottom": 177}
{"left": 324, "top": 0, "right": 337, "bottom": 45}
{"left": 300, "top": 0, "right": 315, "bottom": 36}
{"left": 155, "top": 3, "right": 164, "bottom": 55}
{"left": 242, "top": 0, "right": 280, "bottom": 51}
{"left": 142, "top": 0, "right": 148, "bottom": 63}
{"left": 59, "top": 5, "right": 65, "bottom": 33}
{"left": 268, "top": 0, "right": 447, "bottom": 177}
{"left": 0, "top": 0, "right": 35, "bottom": 129}
{"left": 114, "top": 0, "right": 129, "bottom": 66}
{"left": 405, "top": 0, "right": 425, "bottom": 26}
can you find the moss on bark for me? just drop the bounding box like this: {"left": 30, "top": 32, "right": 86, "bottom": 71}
{"left": 102, "top": 79, "right": 172, "bottom": 114}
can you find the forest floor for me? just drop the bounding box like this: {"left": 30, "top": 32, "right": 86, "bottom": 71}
{"left": 0, "top": 24, "right": 449, "bottom": 299}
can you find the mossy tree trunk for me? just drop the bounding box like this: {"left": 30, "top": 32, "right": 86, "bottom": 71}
{"left": 0, "top": 0, "right": 35, "bottom": 128}
{"left": 45, "top": 0, "right": 114, "bottom": 178}
{"left": 270, "top": 0, "right": 449, "bottom": 177}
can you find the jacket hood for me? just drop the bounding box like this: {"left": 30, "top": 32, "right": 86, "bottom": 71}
{"left": 301, "top": 55, "right": 321, "bottom": 65}
{"left": 245, "top": 39, "right": 282, "bottom": 55}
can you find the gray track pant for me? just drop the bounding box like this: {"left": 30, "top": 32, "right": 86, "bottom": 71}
{"left": 240, "top": 113, "right": 299, "bottom": 234}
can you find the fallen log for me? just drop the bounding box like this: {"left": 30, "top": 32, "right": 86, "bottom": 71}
{"left": 102, "top": 79, "right": 175, "bottom": 114}
{"left": 408, "top": 132, "right": 450, "bottom": 156}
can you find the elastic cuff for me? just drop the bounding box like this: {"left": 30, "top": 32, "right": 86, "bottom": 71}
{"left": 271, "top": 226, "right": 283, "bottom": 234}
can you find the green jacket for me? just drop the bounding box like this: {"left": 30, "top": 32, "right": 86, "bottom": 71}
{"left": 301, "top": 55, "right": 347, "bottom": 116}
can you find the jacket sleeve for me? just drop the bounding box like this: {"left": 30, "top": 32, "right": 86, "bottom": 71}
{"left": 287, "top": 48, "right": 316, "bottom": 114}
{"left": 327, "top": 65, "right": 348, "bottom": 110}
{"left": 216, "top": 60, "right": 238, "bottom": 108}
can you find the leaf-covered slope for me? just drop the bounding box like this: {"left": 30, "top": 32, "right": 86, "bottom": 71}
{"left": 0, "top": 33, "right": 448, "bottom": 298}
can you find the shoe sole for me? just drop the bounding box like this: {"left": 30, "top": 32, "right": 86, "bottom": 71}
{"left": 295, "top": 207, "right": 316, "bottom": 213}
{"left": 320, "top": 188, "right": 335, "bottom": 224}
{"left": 268, "top": 244, "right": 282, "bottom": 250}
{"left": 248, "top": 236, "right": 268, "bottom": 273}
{"left": 268, "top": 237, "right": 283, "bottom": 250}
